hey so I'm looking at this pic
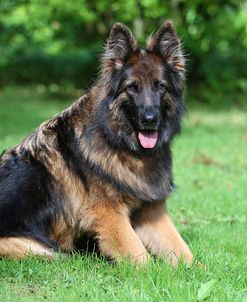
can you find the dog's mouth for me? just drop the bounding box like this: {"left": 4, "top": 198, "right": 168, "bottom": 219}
{"left": 137, "top": 131, "right": 158, "bottom": 149}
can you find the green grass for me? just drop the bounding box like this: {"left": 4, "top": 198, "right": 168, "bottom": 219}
{"left": 0, "top": 86, "right": 246, "bottom": 302}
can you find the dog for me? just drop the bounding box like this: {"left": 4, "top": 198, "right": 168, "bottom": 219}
{"left": 0, "top": 22, "right": 193, "bottom": 266}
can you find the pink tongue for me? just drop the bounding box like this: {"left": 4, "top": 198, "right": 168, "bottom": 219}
{"left": 138, "top": 131, "right": 158, "bottom": 148}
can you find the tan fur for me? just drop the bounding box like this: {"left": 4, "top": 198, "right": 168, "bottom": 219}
{"left": 89, "top": 202, "right": 149, "bottom": 264}
{"left": 79, "top": 130, "right": 171, "bottom": 202}
{"left": 132, "top": 202, "right": 193, "bottom": 266}
{"left": 50, "top": 216, "right": 75, "bottom": 251}
{"left": 0, "top": 237, "right": 53, "bottom": 259}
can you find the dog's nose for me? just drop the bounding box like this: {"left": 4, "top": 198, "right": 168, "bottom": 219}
{"left": 142, "top": 111, "right": 158, "bottom": 127}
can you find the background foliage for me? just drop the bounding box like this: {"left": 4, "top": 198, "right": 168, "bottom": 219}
{"left": 0, "top": 0, "right": 247, "bottom": 104}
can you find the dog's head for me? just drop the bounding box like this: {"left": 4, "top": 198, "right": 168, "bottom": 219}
{"left": 96, "top": 22, "right": 185, "bottom": 155}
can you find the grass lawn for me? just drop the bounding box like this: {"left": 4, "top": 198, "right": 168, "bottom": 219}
{"left": 0, "top": 86, "right": 246, "bottom": 301}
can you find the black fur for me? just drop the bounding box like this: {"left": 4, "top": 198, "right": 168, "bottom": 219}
{"left": 95, "top": 60, "right": 185, "bottom": 156}
{"left": 55, "top": 117, "right": 89, "bottom": 191}
{"left": 0, "top": 152, "right": 60, "bottom": 249}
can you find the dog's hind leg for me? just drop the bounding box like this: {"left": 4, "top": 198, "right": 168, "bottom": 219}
{"left": 0, "top": 237, "right": 54, "bottom": 259}
{"left": 132, "top": 202, "right": 193, "bottom": 267}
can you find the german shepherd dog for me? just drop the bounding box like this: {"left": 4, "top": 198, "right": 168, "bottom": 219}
{"left": 0, "top": 22, "right": 193, "bottom": 266}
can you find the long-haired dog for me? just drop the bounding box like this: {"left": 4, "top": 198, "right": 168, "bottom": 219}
{"left": 0, "top": 22, "right": 193, "bottom": 266}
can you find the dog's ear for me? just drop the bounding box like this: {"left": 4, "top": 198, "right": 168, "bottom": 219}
{"left": 102, "top": 23, "right": 137, "bottom": 71}
{"left": 147, "top": 21, "right": 185, "bottom": 72}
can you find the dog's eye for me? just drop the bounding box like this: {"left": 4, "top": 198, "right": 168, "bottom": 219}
{"left": 126, "top": 83, "right": 139, "bottom": 94}
{"left": 154, "top": 80, "right": 166, "bottom": 92}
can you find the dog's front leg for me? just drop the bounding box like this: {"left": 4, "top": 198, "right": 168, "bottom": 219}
{"left": 132, "top": 202, "right": 193, "bottom": 266}
{"left": 90, "top": 202, "right": 149, "bottom": 264}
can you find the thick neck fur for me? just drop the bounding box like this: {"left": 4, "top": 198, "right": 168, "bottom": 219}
{"left": 74, "top": 86, "right": 174, "bottom": 202}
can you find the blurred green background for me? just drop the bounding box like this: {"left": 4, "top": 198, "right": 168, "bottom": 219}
{"left": 0, "top": 0, "right": 247, "bottom": 104}
{"left": 0, "top": 3, "right": 247, "bottom": 300}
